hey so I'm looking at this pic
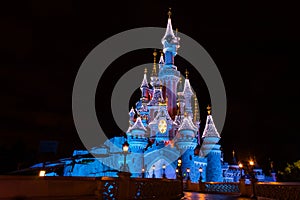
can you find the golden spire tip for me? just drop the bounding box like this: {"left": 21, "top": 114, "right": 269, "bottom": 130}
{"left": 185, "top": 69, "right": 189, "bottom": 79}
{"left": 153, "top": 49, "right": 157, "bottom": 57}
{"left": 168, "top": 8, "right": 172, "bottom": 19}
{"left": 207, "top": 104, "right": 211, "bottom": 115}
{"left": 144, "top": 68, "right": 147, "bottom": 74}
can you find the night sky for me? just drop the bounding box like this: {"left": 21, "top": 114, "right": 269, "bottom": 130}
{"left": 1, "top": 0, "right": 299, "bottom": 173}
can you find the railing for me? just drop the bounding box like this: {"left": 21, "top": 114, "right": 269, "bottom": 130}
{"left": 97, "top": 172, "right": 183, "bottom": 200}
{"left": 203, "top": 182, "right": 240, "bottom": 193}
{"left": 255, "top": 182, "right": 300, "bottom": 200}
{"left": 130, "top": 178, "right": 182, "bottom": 199}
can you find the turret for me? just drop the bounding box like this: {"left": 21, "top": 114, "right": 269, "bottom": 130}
{"left": 201, "top": 105, "right": 223, "bottom": 182}
{"left": 161, "top": 8, "right": 180, "bottom": 66}
{"left": 175, "top": 113, "right": 198, "bottom": 182}
{"left": 127, "top": 117, "right": 148, "bottom": 177}
{"left": 183, "top": 69, "right": 194, "bottom": 117}
{"left": 140, "top": 68, "right": 149, "bottom": 102}
{"left": 129, "top": 107, "right": 135, "bottom": 126}
{"left": 150, "top": 50, "right": 160, "bottom": 88}
{"left": 158, "top": 9, "right": 180, "bottom": 119}
{"left": 193, "top": 95, "right": 201, "bottom": 145}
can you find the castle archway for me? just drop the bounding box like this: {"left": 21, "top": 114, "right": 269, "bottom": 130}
{"left": 144, "top": 146, "right": 180, "bottom": 179}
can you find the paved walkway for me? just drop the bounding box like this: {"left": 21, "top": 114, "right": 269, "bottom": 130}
{"left": 184, "top": 192, "right": 251, "bottom": 200}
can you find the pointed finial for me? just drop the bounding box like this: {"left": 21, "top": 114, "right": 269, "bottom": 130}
{"left": 144, "top": 68, "right": 148, "bottom": 74}
{"left": 176, "top": 28, "right": 178, "bottom": 36}
{"left": 193, "top": 95, "right": 198, "bottom": 122}
{"left": 207, "top": 104, "right": 211, "bottom": 115}
{"left": 152, "top": 49, "right": 157, "bottom": 76}
{"left": 232, "top": 150, "right": 235, "bottom": 157}
{"left": 185, "top": 69, "right": 189, "bottom": 79}
{"left": 168, "top": 8, "right": 172, "bottom": 19}
{"left": 153, "top": 49, "right": 157, "bottom": 57}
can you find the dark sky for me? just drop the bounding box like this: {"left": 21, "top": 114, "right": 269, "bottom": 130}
{"left": 1, "top": 0, "right": 299, "bottom": 172}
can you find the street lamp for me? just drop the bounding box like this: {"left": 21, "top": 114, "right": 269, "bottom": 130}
{"left": 162, "top": 164, "right": 166, "bottom": 178}
{"left": 238, "top": 163, "right": 243, "bottom": 179}
{"left": 186, "top": 168, "right": 191, "bottom": 180}
{"left": 249, "top": 160, "right": 255, "bottom": 179}
{"left": 177, "top": 157, "right": 184, "bottom": 198}
{"left": 142, "top": 168, "right": 145, "bottom": 178}
{"left": 199, "top": 167, "right": 203, "bottom": 182}
{"left": 249, "top": 160, "right": 257, "bottom": 199}
{"left": 152, "top": 165, "right": 156, "bottom": 178}
{"left": 122, "top": 141, "right": 129, "bottom": 172}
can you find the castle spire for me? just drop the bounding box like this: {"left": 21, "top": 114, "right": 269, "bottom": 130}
{"left": 202, "top": 106, "right": 220, "bottom": 138}
{"left": 159, "top": 51, "right": 164, "bottom": 64}
{"left": 140, "top": 69, "right": 149, "bottom": 101}
{"left": 193, "top": 95, "right": 198, "bottom": 123}
{"left": 161, "top": 8, "right": 180, "bottom": 65}
{"left": 151, "top": 50, "right": 157, "bottom": 76}
{"left": 141, "top": 68, "right": 148, "bottom": 88}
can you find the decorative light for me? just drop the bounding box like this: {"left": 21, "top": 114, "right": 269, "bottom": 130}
{"left": 176, "top": 168, "right": 179, "bottom": 173}
{"left": 142, "top": 168, "right": 145, "bottom": 172}
{"left": 239, "top": 163, "right": 243, "bottom": 168}
{"left": 249, "top": 160, "right": 254, "bottom": 166}
{"left": 199, "top": 167, "right": 203, "bottom": 173}
{"left": 39, "top": 170, "right": 46, "bottom": 177}
{"left": 122, "top": 142, "right": 129, "bottom": 152}
{"left": 186, "top": 168, "right": 190, "bottom": 173}
{"left": 152, "top": 165, "right": 155, "bottom": 170}
{"left": 178, "top": 158, "right": 182, "bottom": 167}
{"left": 162, "top": 164, "right": 166, "bottom": 169}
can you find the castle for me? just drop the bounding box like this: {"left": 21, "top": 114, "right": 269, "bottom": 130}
{"left": 39, "top": 11, "right": 251, "bottom": 183}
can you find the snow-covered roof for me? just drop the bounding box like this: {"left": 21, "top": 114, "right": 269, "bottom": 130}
{"left": 202, "top": 114, "right": 221, "bottom": 138}
{"left": 178, "top": 116, "right": 198, "bottom": 132}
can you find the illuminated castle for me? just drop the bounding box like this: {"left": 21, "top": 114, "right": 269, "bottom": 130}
{"left": 59, "top": 11, "right": 224, "bottom": 183}
{"left": 37, "top": 10, "right": 246, "bottom": 183}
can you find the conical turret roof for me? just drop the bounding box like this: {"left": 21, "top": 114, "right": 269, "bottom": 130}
{"left": 130, "top": 117, "right": 146, "bottom": 131}
{"left": 183, "top": 78, "right": 193, "bottom": 96}
{"left": 178, "top": 115, "right": 198, "bottom": 132}
{"left": 202, "top": 114, "right": 221, "bottom": 138}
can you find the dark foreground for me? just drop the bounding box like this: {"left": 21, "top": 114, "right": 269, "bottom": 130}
{"left": 184, "top": 192, "right": 251, "bottom": 200}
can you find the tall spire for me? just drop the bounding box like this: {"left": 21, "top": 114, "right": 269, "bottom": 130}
{"left": 183, "top": 72, "right": 193, "bottom": 95}
{"left": 193, "top": 95, "right": 198, "bottom": 123}
{"left": 202, "top": 106, "right": 220, "bottom": 138}
{"left": 151, "top": 50, "right": 157, "bottom": 76}
{"left": 141, "top": 68, "right": 148, "bottom": 88}
{"left": 161, "top": 8, "right": 180, "bottom": 65}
